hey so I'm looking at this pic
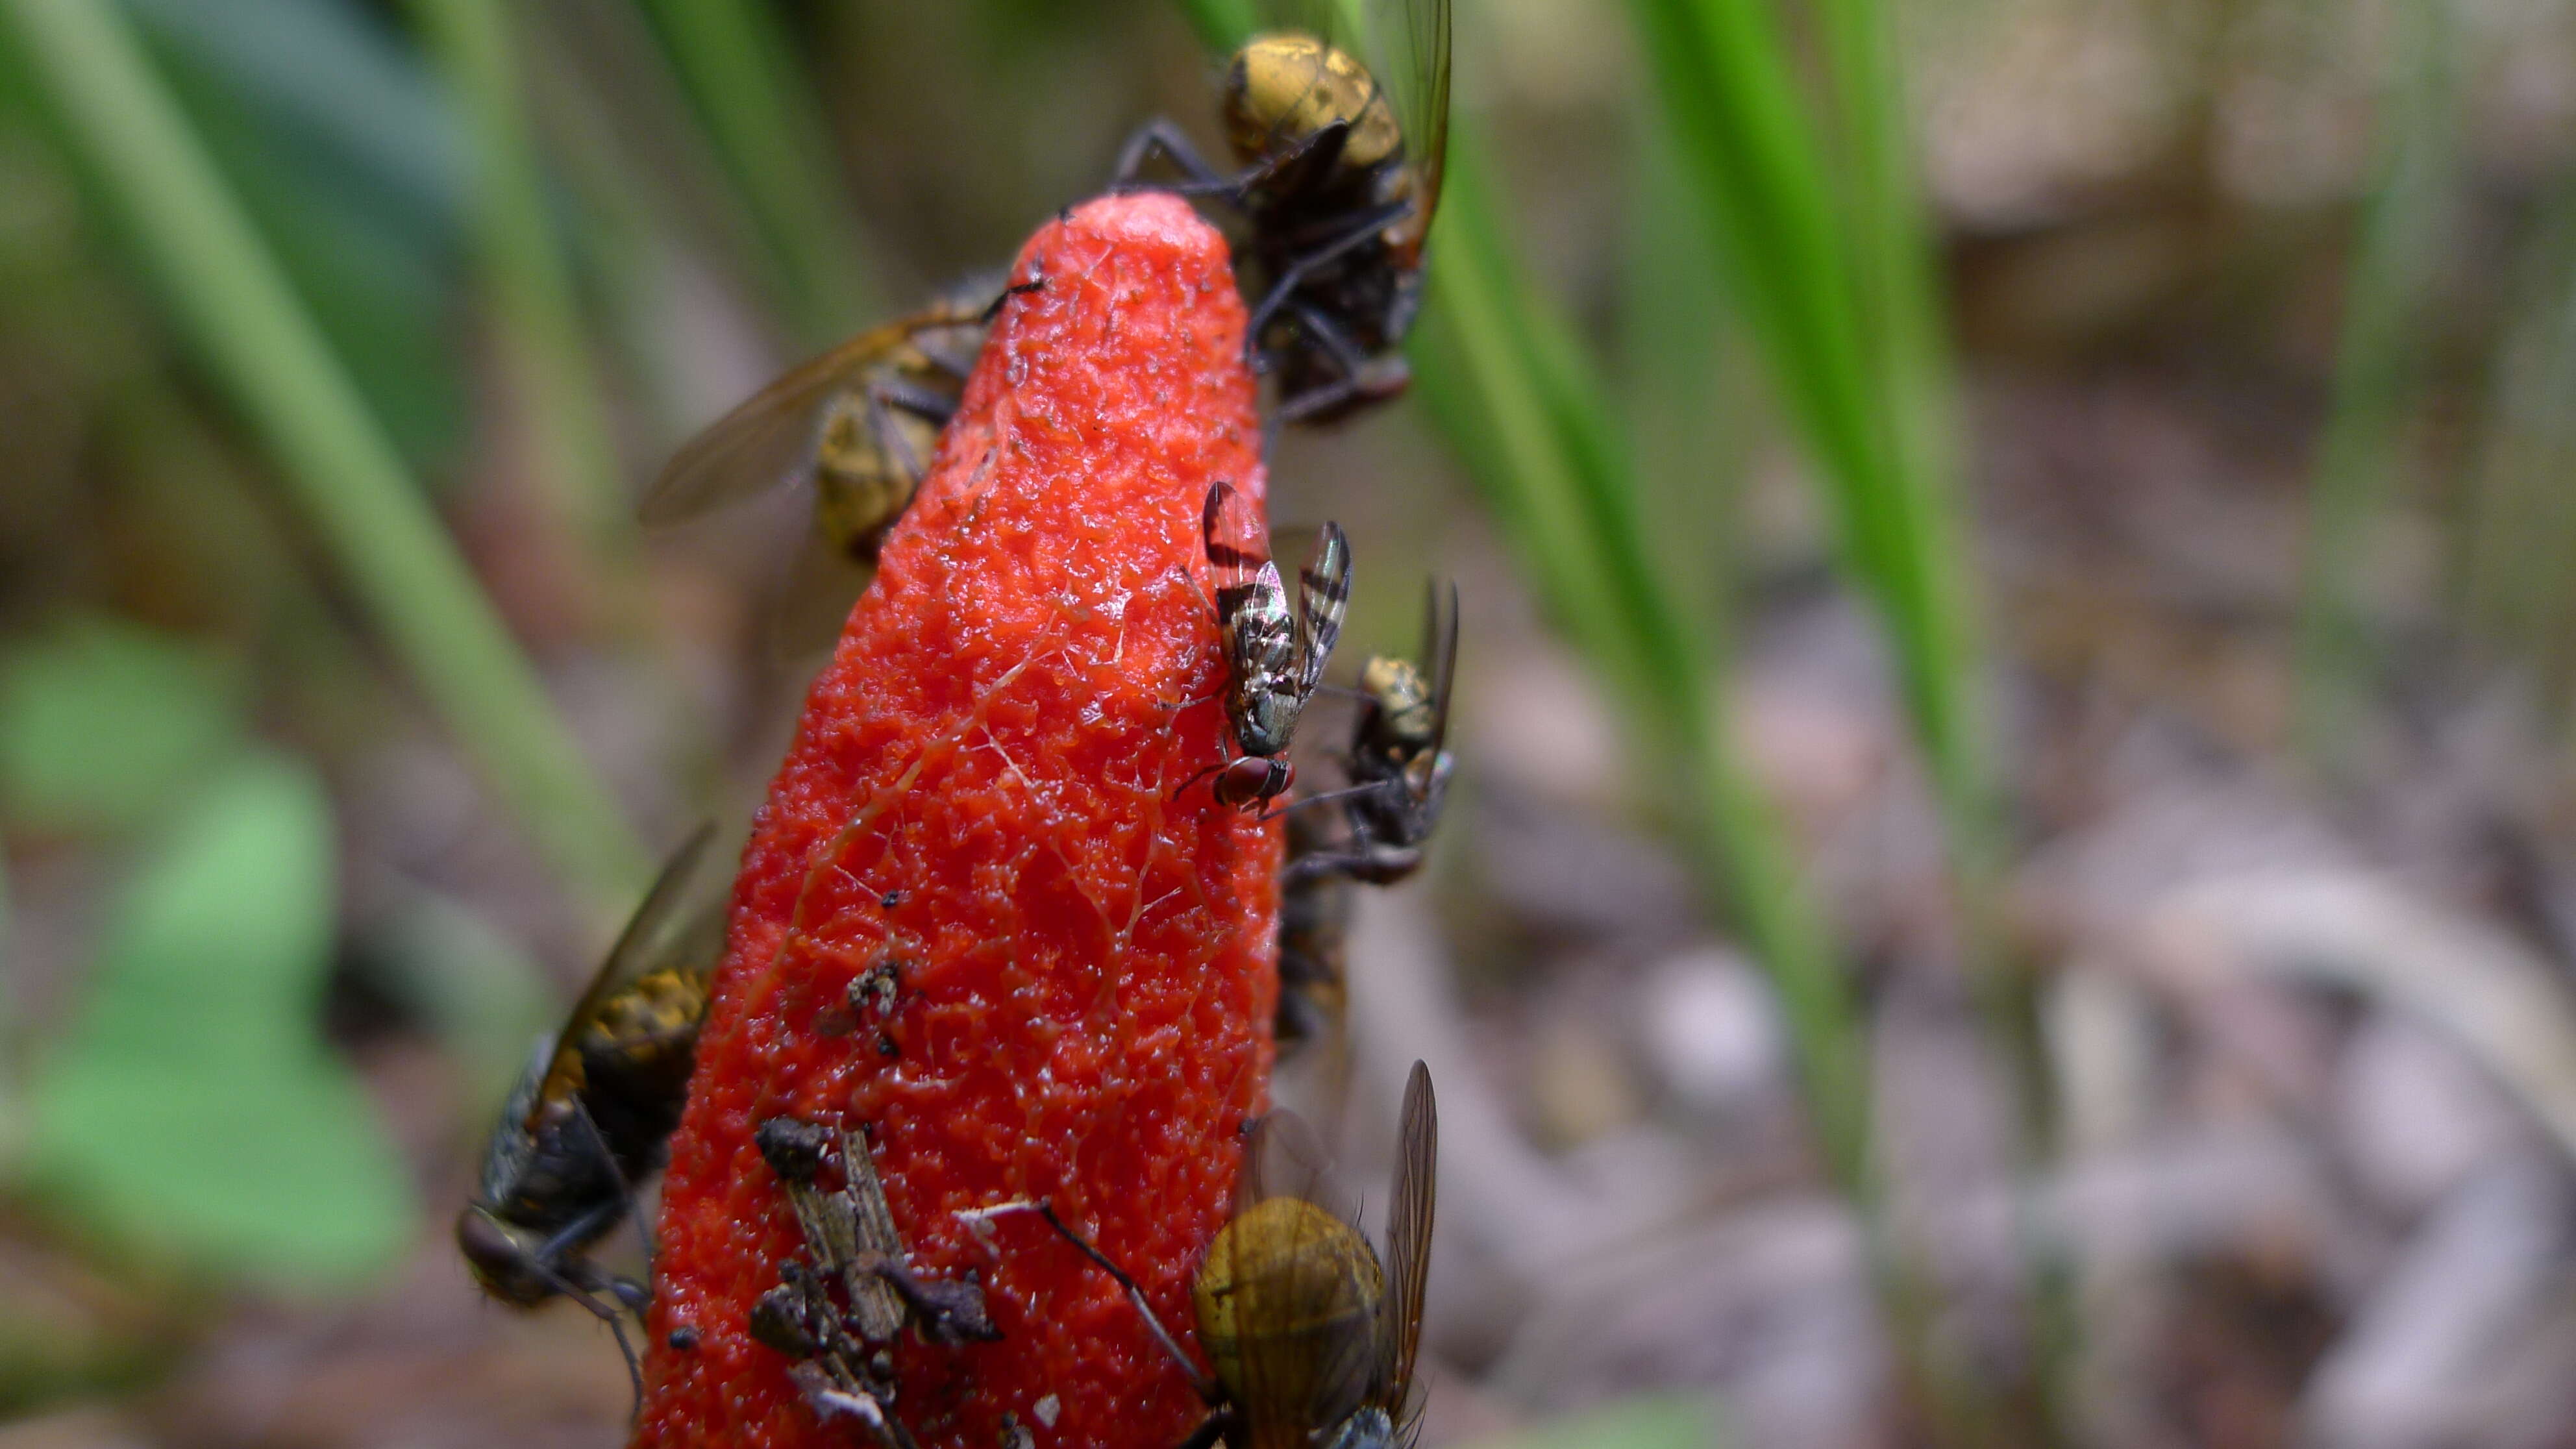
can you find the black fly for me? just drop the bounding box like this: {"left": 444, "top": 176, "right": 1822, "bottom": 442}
{"left": 456, "top": 824, "right": 728, "bottom": 1407}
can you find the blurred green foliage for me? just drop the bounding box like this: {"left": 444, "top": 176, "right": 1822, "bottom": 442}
{"left": 1, "top": 0, "right": 644, "bottom": 908}
{"left": 0, "top": 617, "right": 245, "bottom": 834}
{"left": 131, "top": 0, "right": 469, "bottom": 473}
{"left": 21, "top": 752, "right": 414, "bottom": 1287}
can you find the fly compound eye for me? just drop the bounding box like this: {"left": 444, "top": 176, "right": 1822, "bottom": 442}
{"left": 455, "top": 1208, "right": 543, "bottom": 1305}
{"left": 1213, "top": 756, "right": 1291, "bottom": 809}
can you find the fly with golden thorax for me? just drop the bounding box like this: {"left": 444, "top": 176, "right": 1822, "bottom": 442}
{"left": 1115, "top": 0, "right": 1451, "bottom": 424}
{"left": 1288, "top": 579, "right": 1458, "bottom": 889}
{"left": 639, "top": 273, "right": 1043, "bottom": 656}
{"left": 1039, "top": 1062, "right": 1439, "bottom": 1449}
{"left": 454, "top": 824, "right": 728, "bottom": 1400}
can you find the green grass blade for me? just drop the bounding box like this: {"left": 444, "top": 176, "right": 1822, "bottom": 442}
{"left": 1624, "top": 116, "right": 1744, "bottom": 635}
{"left": 1452, "top": 1395, "right": 1722, "bottom": 1449}
{"left": 1173, "top": 0, "right": 1260, "bottom": 54}
{"left": 2295, "top": 0, "right": 2458, "bottom": 763}
{"left": 0, "top": 841, "right": 16, "bottom": 1173}
{"left": 412, "top": 0, "right": 631, "bottom": 549}
{"left": 1422, "top": 132, "right": 1874, "bottom": 1215}
{"left": 1626, "top": 0, "right": 1987, "bottom": 836}
{"left": 2459, "top": 193, "right": 2576, "bottom": 703}
{"left": 1629, "top": 2, "right": 2062, "bottom": 1431}
{"left": 132, "top": 0, "right": 469, "bottom": 470}
{"left": 632, "top": 0, "right": 880, "bottom": 344}
{"left": 0, "top": 0, "right": 646, "bottom": 908}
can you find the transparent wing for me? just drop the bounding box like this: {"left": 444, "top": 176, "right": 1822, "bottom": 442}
{"left": 1237, "top": 1105, "right": 1339, "bottom": 1217}
{"left": 1368, "top": 0, "right": 1450, "bottom": 232}
{"left": 1253, "top": 0, "right": 1448, "bottom": 228}
{"left": 763, "top": 524, "right": 879, "bottom": 665}
{"left": 1377, "top": 1061, "right": 1438, "bottom": 1418}
{"left": 1203, "top": 480, "right": 1274, "bottom": 594}
{"left": 1228, "top": 1108, "right": 1383, "bottom": 1442}
{"left": 1293, "top": 521, "right": 1352, "bottom": 694}
{"left": 638, "top": 307, "right": 977, "bottom": 525}
{"left": 528, "top": 823, "right": 720, "bottom": 1126}
{"left": 1423, "top": 578, "right": 1459, "bottom": 763}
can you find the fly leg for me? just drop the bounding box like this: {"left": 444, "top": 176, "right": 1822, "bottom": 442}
{"left": 905, "top": 275, "right": 1046, "bottom": 379}
{"left": 1279, "top": 825, "right": 1423, "bottom": 888}
{"left": 1225, "top": 120, "right": 1352, "bottom": 203}
{"left": 567, "top": 1102, "right": 659, "bottom": 1319}
{"left": 1307, "top": 843, "right": 1424, "bottom": 887}
{"left": 1117, "top": 117, "right": 1353, "bottom": 208}
{"left": 1174, "top": 1413, "right": 1233, "bottom": 1449}
{"left": 523, "top": 1197, "right": 650, "bottom": 1414}
{"left": 1270, "top": 302, "right": 1410, "bottom": 424}
{"left": 1113, "top": 118, "right": 1239, "bottom": 195}
{"left": 1241, "top": 199, "right": 1412, "bottom": 357}
{"left": 864, "top": 375, "right": 963, "bottom": 482}
{"left": 976, "top": 272, "right": 1046, "bottom": 325}
{"left": 1028, "top": 1201, "right": 1223, "bottom": 1404}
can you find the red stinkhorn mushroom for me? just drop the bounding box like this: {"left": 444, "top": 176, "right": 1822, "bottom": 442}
{"left": 634, "top": 194, "right": 1278, "bottom": 1449}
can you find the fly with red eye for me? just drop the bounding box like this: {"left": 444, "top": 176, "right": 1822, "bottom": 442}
{"left": 1190, "top": 480, "right": 1350, "bottom": 811}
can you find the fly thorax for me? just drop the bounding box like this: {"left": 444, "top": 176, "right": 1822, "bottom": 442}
{"left": 1224, "top": 36, "right": 1402, "bottom": 175}
{"left": 1359, "top": 657, "right": 1433, "bottom": 743}
{"left": 1238, "top": 687, "right": 1299, "bottom": 758}
{"left": 1225, "top": 569, "right": 1297, "bottom": 731}
{"left": 1374, "top": 164, "right": 1422, "bottom": 245}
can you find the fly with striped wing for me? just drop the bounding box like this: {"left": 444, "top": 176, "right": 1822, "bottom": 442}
{"left": 1196, "top": 479, "right": 1350, "bottom": 812}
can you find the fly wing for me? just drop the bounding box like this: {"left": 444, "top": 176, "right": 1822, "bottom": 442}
{"left": 763, "top": 523, "right": 880, "bottom": 665}
{"left": 1203, "top": 480, "right": 1274, "bottom": 597}
{"left": 1368, "top": 0, "right": 1450, "bottom": 229}
{"left": 639, "top": 307, "right": 976, "bottom": 525}
{"left": 1422, "top": 578, "right": 1459, "bottom": 763}
{"left": 1230, "top": 1107, "right": 1383, "bottom": 1444}
{"left": 1237, "top": 1104, "right": 1337, "bottom": 1216}
{"left": 1293, "top": 521, "right": 1352, "bottom": 695}
{"left": 528, "top": 823, "right": 721, "bottom": 1128}
{"left": 1378, "top": 1061, "right": 1438, "bottom": 1420}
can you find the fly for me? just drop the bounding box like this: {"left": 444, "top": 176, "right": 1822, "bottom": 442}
{"left": 1115, "top": 0, "right": 1451, "bottom": 424}
{"left": 455, "top": 823, "right": 728, "bottom": 1402}
{"left": 1039, "top": 1061, "right": 1437, "bottom": 1449}
{"left": 1291, "top": 580, "right": 1457, "bottom": 886}
{"left": 1194, "top": 479, "right": 1349, "bottom": 812}
{"left": 640, "top": 273, "right": 1043, "bottom": 656}
{"left": 1274, "top": 807, "right": 1352, "bottom": 1055}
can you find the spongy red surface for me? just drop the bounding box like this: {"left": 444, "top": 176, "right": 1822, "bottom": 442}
{"left": 635, "top": 194, "right": 1277, "bottom": 1449}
